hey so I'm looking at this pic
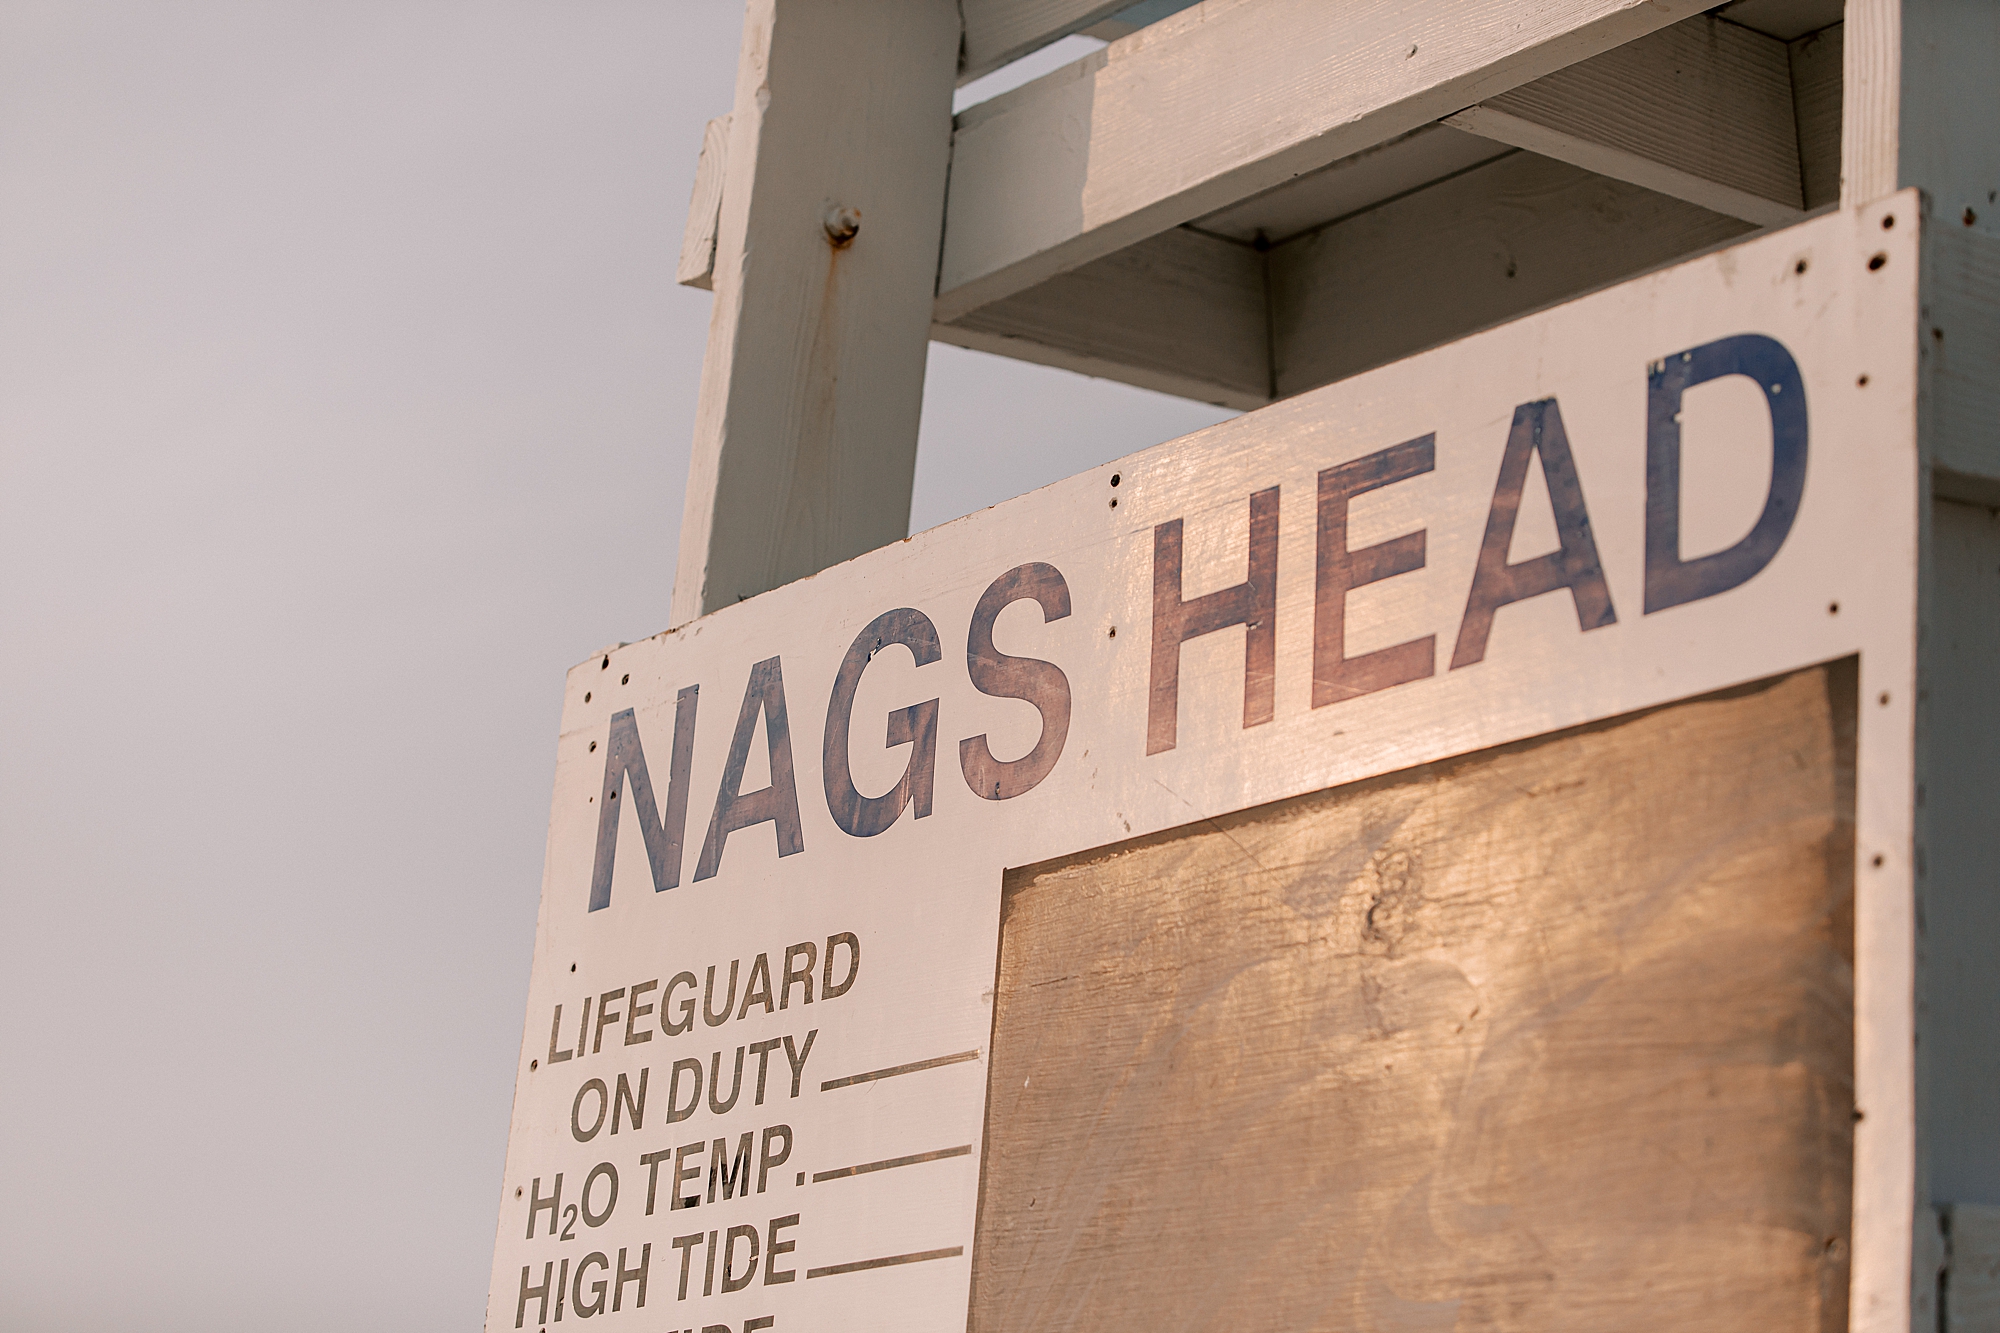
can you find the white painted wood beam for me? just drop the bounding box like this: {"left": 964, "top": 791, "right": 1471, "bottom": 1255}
{"left": 936, "top": 0, "right": 1719, "bottom": 324}
{"left": 671, "top": 0, "right": 959, "bottom": 626}
{"left": 1444, "top": 14, "right": 1806, "bottom": 228}
{"left": 931, "top": 148, "right": 1760, "bottom": 417}
{"left": 934, "top": 226, "right": 1269, "bottom": 410}
{"left": 1841, "top": 0, "right": 1901, "bottom": 207}
{"left": 958, "top": 0, "right": 1128, "bottom": 84}
{"left": 1269, "top": 151, "right": 1750, "bottom": 397}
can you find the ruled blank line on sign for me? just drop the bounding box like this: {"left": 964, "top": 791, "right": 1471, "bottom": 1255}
{"left": 806, "top": 1246, "right": 965, "bottom": 1280}
{"left": 820, "top": 1048, "right": 980, "bottom": 1091}
{"left": 812, "top": 1144, "right": 972, "bottom": 1183}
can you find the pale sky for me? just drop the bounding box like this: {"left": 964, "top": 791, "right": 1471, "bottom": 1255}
{"left": 0, "top": 3, "right": 1229, "bottom": 1329}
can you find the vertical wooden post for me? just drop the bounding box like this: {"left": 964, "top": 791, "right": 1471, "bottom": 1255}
{"left": 1842, "top": 0, "right": 2000, "bottom": 232}
{"left": 1840, "top": 0, "right": 1902, "bottom": 208}
{"left": 1843, "top": 3, "right": 2000, "bottom": 1329}
{"left": 671, "top": 0, "right": 960, "bottom": 626}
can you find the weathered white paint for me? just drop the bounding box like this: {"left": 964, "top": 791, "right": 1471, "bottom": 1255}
{"left": 490, "top": 199, "right": 1925, "bottom": 1333}
{"left": 1269, "top": 151, "right": 1749, "bottom": 397}
{"left": 674, "top": 114, "right": 729, "bottom": 291}
{"left": 934, "top": 225, "right": 1270, "bottom": 410}
{"left": 937, "top": 0, "right": 1717, "bottom": 323}
{"left": 957, "top": 0, "right": 1127, "bottom": 84}
{"left": 670, "top": 0, "right": 959, "bottom": 627}
{"left": 1839, "top": 15, "right": 2000, "bottom": 1327}
{"left": 929, "top": 149, "right": 1757, "bottom": 415}
{"left": 1189, "top": 124, "right": 1509, "bottom": 246}
{"left": 1448, "top": 104, "right": 1795, "bottom": 226}
{"left": 1893, "top": 2, "right": 2000, "bottom": 246}
{"left": 673, "top": 6, "right": 1846, "bottom": 506}
{"left": 928, "top": 114, "right": 1760, "bottom": 416}
{"left": 1445, "top": 15, "right": 1805, "bottom": 227}
{"left": 934, "top": 150, "right": 1762, "bottom": 416}
{"left": 1842, "top": 0, "right": 1901, "bottom": 207}
{"left": 1844, "top": 0, "right": 2000, "bottom": 243}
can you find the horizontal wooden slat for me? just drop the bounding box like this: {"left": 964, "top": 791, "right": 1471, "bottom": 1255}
{"left": 937, "top": 0, "right": 1717, "bottom": 322}
{"left": 1269, "top": 151, "right": 1751, "bottom": 397}
{"left": 1444, "top": 14, "right": 1805, "bottom": 227}
{"left": 935, "top": 226, "right": 1268, "bottom": 409}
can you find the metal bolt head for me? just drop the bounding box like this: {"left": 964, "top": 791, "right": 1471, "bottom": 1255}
{"left": 823, "top": 204, "right": 861, "bottom": 247}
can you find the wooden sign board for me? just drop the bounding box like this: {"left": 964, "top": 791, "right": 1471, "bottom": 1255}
{"left": 486, "top": 196, "right": 1921, "bottom": 1331}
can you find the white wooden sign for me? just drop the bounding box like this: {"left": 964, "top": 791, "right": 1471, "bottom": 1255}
{"left": 486, "top": 197, "right": 1922, "bottom": 1331}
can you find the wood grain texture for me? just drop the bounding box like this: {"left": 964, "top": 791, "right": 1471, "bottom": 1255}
{"left": 938, "top": 0, "right": 1716, "bottom": 321}
{"left": 936, "top": 226, "right": 1270, "bottom": 409}
{"left": 1840, "top": 0, "right": 1900, "bottom": 206}
{"left": 971, "top": 664, "right": 1856, "bottom": 1332}
{"left": 670, "top": 0, "right": 959, "bottom": 625}
{"left": 1841, "top": 0, "right": 2000, "bottom": 235}
{"left": 675, "top": 114, "right": 730, "bottom": 290}
{"left": 1268, "top": 152, "right": 1750, "bottom": 399}
{"left": 1789, "top": 23, "right": 1843, "bottom": 211}
{"left": 1445, "top": 15, "right": 1805, "bottom": 227}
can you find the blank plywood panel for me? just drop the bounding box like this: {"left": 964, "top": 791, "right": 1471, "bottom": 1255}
{"left": 972, "top": 664, "right": 1856, "bottom": 1332}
